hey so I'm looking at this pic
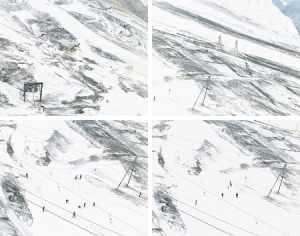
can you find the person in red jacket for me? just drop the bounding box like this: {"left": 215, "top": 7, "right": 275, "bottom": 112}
{"left": 221, "top": 193, "right": 224, "bottom": 198}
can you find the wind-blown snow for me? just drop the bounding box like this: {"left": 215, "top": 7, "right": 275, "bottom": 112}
{"left": 0, "top": 0, "right": 148, "bottom": 116}
{"left": 152, "top": 120, "right": 300, "bottom": 236}
{"left": 0, "top": 120, "right": 148, "bottom": 236}
{"left": 152, "top": 0, "right": 300, "bottom": 116}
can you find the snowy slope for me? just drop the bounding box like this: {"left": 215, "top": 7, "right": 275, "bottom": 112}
{"left": 152, "top": 0, "right": 300, "bottom": 116}
{"left": 152, "top": 120, "right": 300, "bottom": 236}
{"left": 0, "top": 0, "right": 148, "bottom": 116}
{"left": 0, "top": 120, "right": 148, "bottom": 236}
{"left": 211, "top": 0, "right": 298, "bottom": 36}
{"left": 273, "top": 0, "right": 300, "bottom": 35}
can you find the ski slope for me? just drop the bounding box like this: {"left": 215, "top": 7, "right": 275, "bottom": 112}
{"left": 152, "top": 120, "right": 300, "bottom": 236}
{"left": 152, "top": 0, "right": 300, "bottom": 116}
{"left": 0, "top": 0, "right": 148, "bottom": 116}
{"left": 0, "top": 120, "right": 148, "bottom": 236}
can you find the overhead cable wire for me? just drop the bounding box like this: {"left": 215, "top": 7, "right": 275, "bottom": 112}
{"left": 153, "top": 195, "right": 233, "bottom": 236}
{"left": 25, "top": 198, "right": 98, "bottom": 236}
{"left": 24, "top": 190, "right": 123, "bottom": 236}
{"left": 153, "top": 159, "right": 289, "bottom": 236}
{"left": 0, "top": 146, "right": 146, "bottom": 236}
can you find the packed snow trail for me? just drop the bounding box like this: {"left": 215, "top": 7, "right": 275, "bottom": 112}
{"left": 152, "top": 120, "right": 300, "bottom": 236}
{"left": 153, "top": 0, "right": 300, "bottom": 116}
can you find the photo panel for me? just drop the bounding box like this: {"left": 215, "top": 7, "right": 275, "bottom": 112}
{"left": 152, "top": 120, "right": 300, "bottom": 235}
{"left": 0, "top": 120, "right": 148, "bottom": 236}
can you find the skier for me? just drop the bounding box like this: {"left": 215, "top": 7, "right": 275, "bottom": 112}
{"left": 26, "top": 173, "right": 28, "bottom": 178}
{"left": 75, "top": 176, "right": 77, "bottom": 180}
{"left": 66, "top": 199, "right": 69, "bottom": 204}
{"left": 154, "top": 96, "right": 155, "bottom": 101}
{"left": 195, "top": 200, "right": 197, "bottom": 205}
{"left": 93, "top": 202, "right": 95, "bottom": 207}
{"left": 73, "top": 211, "right": 76, "bottom": 217}
{"left": 43, "top": 206, "right": 45, "bottom": 212}
{"left": 230, "top": 180, "right": 232, "bottom": 187}
{"left": 84, "top": 203, "right": 86, "bottom": 208}
{"left": 236, "top": 193, "right": 238, "bottom": 198}
{"left": 78, "top": 206, "right": 81, "bottom": 209}
{"left": 95, "top": 168, "right": 96, "bottom": 171}
{"left": 221, "top": 193, "right": 224, "bottom": 198}
{"left": 80, "top": 175, "right": 82, "bottom": 179}
{"left": 169, "top": 89, "right": 171, "bottom": 94}
{"left": 204, "top": 191, "right": 206, "bottom": 196}
{"left": 109, "top": 215, "right": 112, "bottom": 223}
{"left": 106, "top": 99, "right": 109, "bottom": 103}
{"left": 245, "top": 176, "right": 247, "bottom": 181}
{"left": 139, "top": 192, "right": 142, "bottom": 197}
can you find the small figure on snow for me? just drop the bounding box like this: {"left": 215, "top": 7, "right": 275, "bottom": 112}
{"left": 245, "top": 176, "right": 247, "bottom": 182}
{"left": 106, "top": 99, "right": 109, "bottom": 103}
{"left": 230, "top": 180, "right": 232, "bottom": 187}
{"left": 80, "top": 175, "right": 82, "bottom": 179}
{"left": 73, "top": 211, "right": 76, "bottom": 217}
{"left": 109, "top": 214, "right": 112, "bottom": 223}
{"left": 66, "top": 199, "right": 69, "bottom": 204}
{"left": 78, "top": 206, "right": 81, "bottom": 209}
{"left": 221, "top": 193, "right": 224, "bottom": 198}
{"left": 84, "top": 203, "right": 86, "bottom": 208}
{"left": 139, "top": 192, "right": 142, "bottom": 197}
{"left": 26, "top": 173, "right": 28, "bottom": 178}
{"left": 236, "top": 193, "right": 238, "bottom": 198}
{"left": 195, "top": 200, "right": 197, "bottom": 205}
{"left": 93, "top": 202, "right": 95, "bottom": 207}
{"left": 154, "top": 96, "right": 155, "bottom": 101}
{"left": 43, "top": 206, "right": 45, "bottom": 212}
{"left": 169, "top": 89, "right": 171, "bottom": 94}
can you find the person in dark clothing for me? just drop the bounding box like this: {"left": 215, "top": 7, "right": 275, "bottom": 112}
{"left": 43, "top": 206, "right": 45, "bottom": 212}
{"left": 139, "top": 192, "right": 141, "bottom": 197}
{"left": 93, "top": 202, "right": 95, "bottom": 207}
{"left": 236, "top": 193, "right": 238, "bottom": 198}
{"left": 26, "top": 173, "right": 28, "bottom": 178}
{"left": 84, "top": 203, "right": 86, "bottom": 207}
{"left": 80, "top": 175, "right": 82, "bottom": 179}
{"left": 66, "top": 199, "right": 69, "bottom": 204}
{"left": 73, "top": 211, "right": 76, "bottom": 217}
{"left": 221, "top": 193, "right": 224, "bottom": 198}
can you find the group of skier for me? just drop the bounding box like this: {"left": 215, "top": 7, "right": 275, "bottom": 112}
{"left": 75, "top": 175, "right": 82, "bottom": 180}
{"left": 195, "top": 180, "right": 240, "bottom": 205}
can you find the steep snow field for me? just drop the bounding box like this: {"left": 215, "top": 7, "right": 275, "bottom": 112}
{"left": 0, "top": 120, "right": 148, "bottom": 236}
{"left": 153, "top": 0, "right": 300, "bottom": 116}
{"left": 152, "top": 120, "right": 300, "bottom": 236}
{"left": 0, "top": 0, "right": 148, "bottom": 116}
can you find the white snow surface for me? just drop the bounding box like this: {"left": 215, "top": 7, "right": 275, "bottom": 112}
{"left": 211, "top": 0, "right": 298, "bottom": 36}
{"left": 0, "top": 0, "right": 148, "bottom": 116}
{"left": 152, "top": 120, "right": 300, "bottom": 236}
{"left": 0, "top": 120, "right": 148, "bottom": 236}
{"left": 152, "top": 0, "right": 300, "bottom": 116}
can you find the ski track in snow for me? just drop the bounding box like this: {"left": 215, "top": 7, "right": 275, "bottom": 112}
{"left": 153, "top": 0, "right": 300, "bottom": 116}
{"left": 0, "top": 120, "right": 148, "bottom": 236}
{"left": 0, "top": 0, "right": 148, "bottom": 116}
{"left": 152, "top": 120, "right": 300, "bottom": 236}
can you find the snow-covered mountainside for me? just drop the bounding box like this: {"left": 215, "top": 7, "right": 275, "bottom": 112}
{"left": 211, "top": 0, "right": 298, "bottom": 36}
{"left": 152, "top": 0, "right": 300, "bottom": 116}
{"left": 0, "top": 0, "right": 148, "bottom": 116}
{"left": 273, "top": 0, "right": 300, "bottom": 35}
{"left": 0, "top": 120, "right": 148, "bottom": 236}
{"left": 152, "top": 120, "right": 300, "bottom": 236}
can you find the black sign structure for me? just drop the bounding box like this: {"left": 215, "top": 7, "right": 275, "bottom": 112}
{"left": 24, "top": 82, "right": 43, "bottom": 101}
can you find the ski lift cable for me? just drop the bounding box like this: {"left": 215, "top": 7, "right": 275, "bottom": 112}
{"left": 153, "top": 159, "right": 289, "bottom": 236}
{"left": 159, "top": 139, "right": 287, "bottom": 174}
{"left": 0, "top": 146, "right": 146, "bottom": 236}
{"left": 153, "top": 195, "right": 233, "bottom": 235}
{"left": 24, "top": 190, "right": 124, "bottom": 236}
{"left": 17, "top": 123, "right": 147, "bottom": 146}
{"left": 153, "top": 190, "right": 258, "bottom": 236}
{"left": 24, "top": 198, "right": 98, "bottom": 236}
{"left": 164, "top": 132, "right": 300, "bottom": 155}
{"left": 158, "top": 137, "right": 300, "bottom": 168}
